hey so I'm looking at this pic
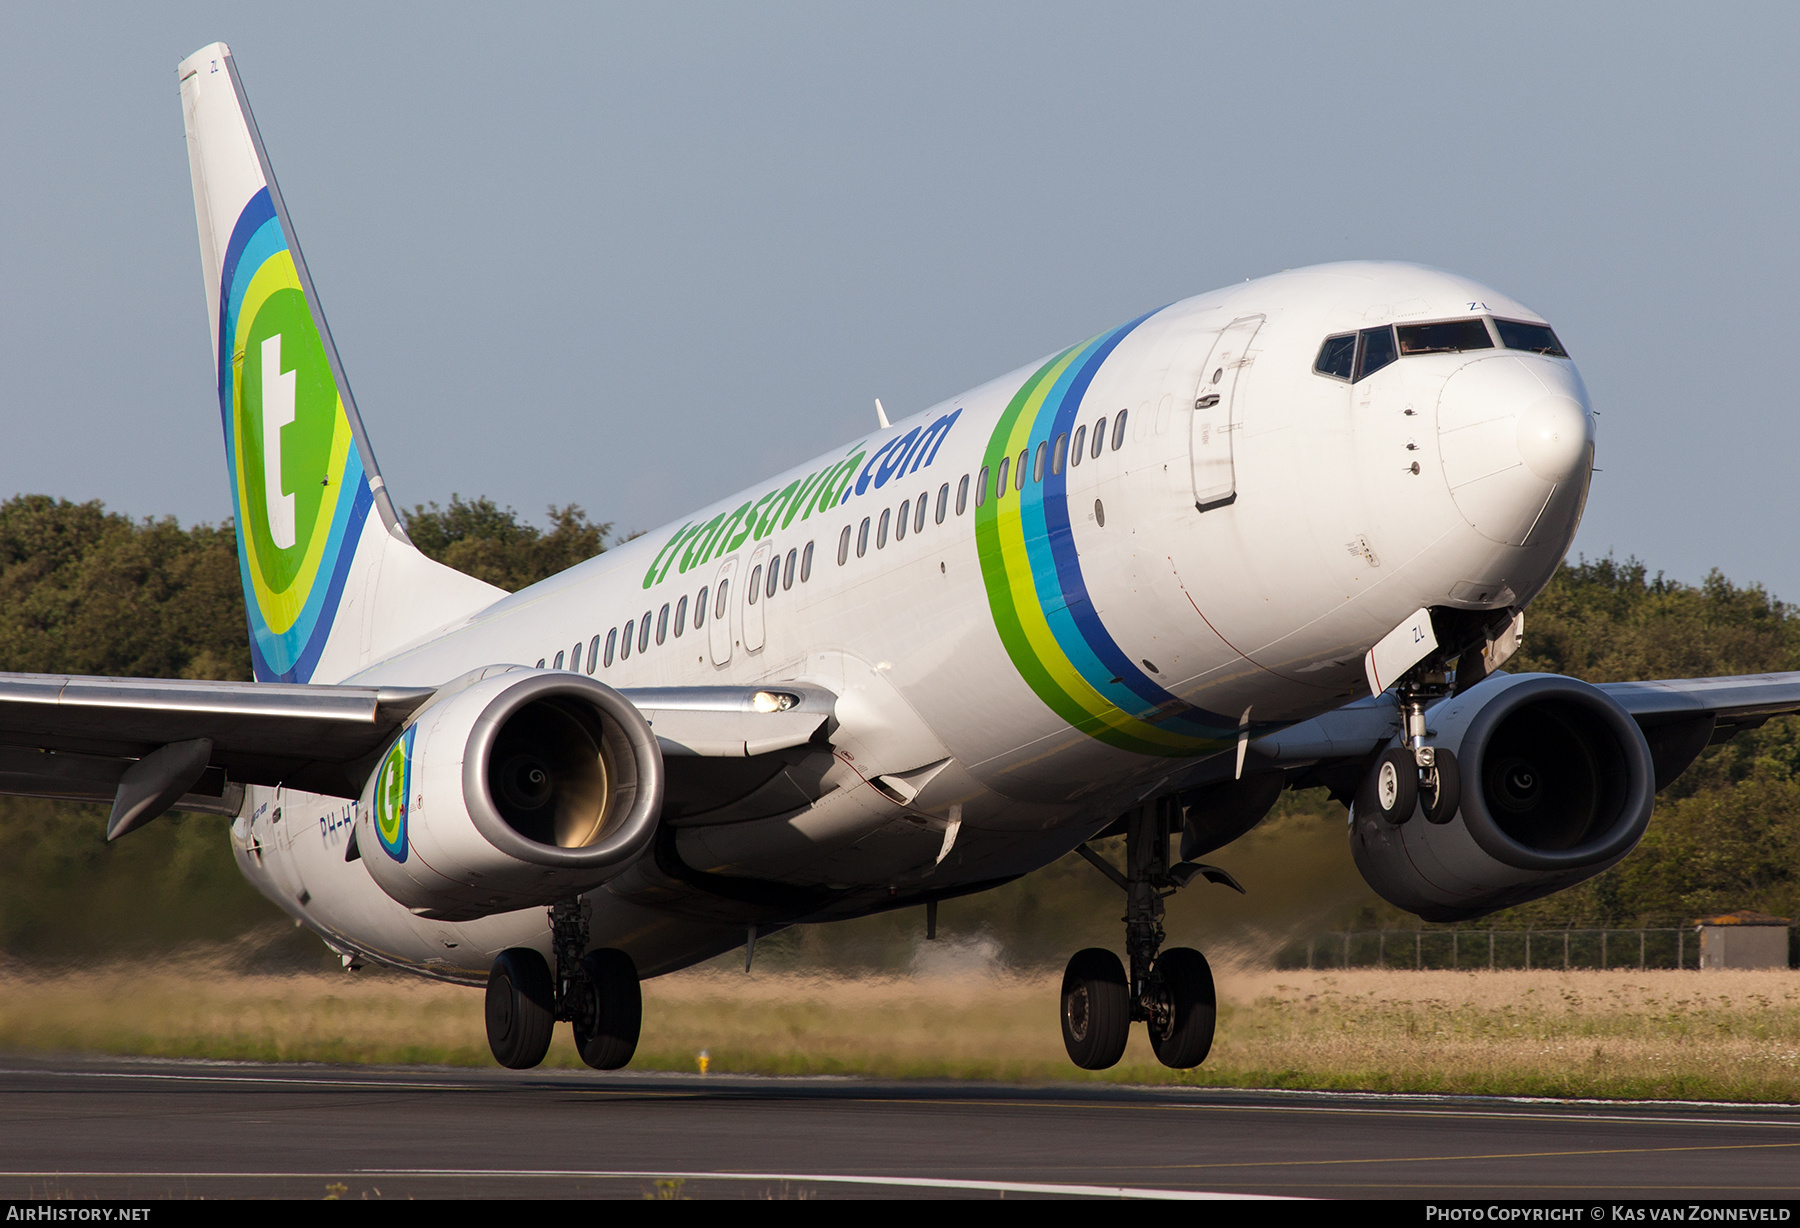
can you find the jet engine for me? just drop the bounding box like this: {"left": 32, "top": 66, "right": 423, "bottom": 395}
{"left": 1350, "top": 673, "right": 1655, "bottom": 921}
{"left": 353, "top": 671, "right": 663, "bottom": 921}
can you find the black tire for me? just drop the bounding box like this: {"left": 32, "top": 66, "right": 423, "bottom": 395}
{"left": 572, "top": 948, "right": 642, "bottom": 1070}
{"left": 1060, "top": 947, "right": 1130, "bottom": 1070}
{"left": 1421, "top": 748, "right": 1461, "bottom": 825}
{"left": 1357, "top": 746, "right": 1419, "bottom": 826}
{"left": 1148, "top": 947, "right": 1216, "bottom": 1069}
{"left": 485, "top": 947, "right": 555, "bottom": 1070}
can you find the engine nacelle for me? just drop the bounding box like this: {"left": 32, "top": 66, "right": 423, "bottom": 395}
{"left": 1351, "top": 673, "right": 1655, "bottom": 922}
{"left": 355, "top": 670, "right": 663, "bottom": 921}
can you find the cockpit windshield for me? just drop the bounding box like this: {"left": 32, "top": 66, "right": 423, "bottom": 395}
{"left": 1493, "top": 319, "right": 1569, "bottom": 357}
{"left": 1313, "top": 315, "right": 1570, "bottom": 383}
{"left": 1396, "top": 319, "right": 1492, "bottom": 355}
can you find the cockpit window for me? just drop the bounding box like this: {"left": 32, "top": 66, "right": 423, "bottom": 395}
{"left": 1314, "top": 333, "right": 1356, "bottom": 381}
{"left": 1356, "top": 325, "right": 1397, "bottom": 382}
{"left": 1316, "top": 314, "right": 1566, "bottom": 387}
{"left": 1396, "top": 319, "right": 1494, "bottom": 355}
{"left": 1494, "top": 318, "right": 1569, "bottom": 357}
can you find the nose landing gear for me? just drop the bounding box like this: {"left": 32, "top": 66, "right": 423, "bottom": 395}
{"left": 1062, "top": 798, "right": 1239, "bottom": 1071}
{"left": 483, "top": 898, "right": 643, "bottom": 1071}
{"left": 1358, "top": 672, "right": 1462, "bottom": 828}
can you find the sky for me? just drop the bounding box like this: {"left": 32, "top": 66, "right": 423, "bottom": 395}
{"left": 4, "top": 4, "right": 1798, "bottom": 600}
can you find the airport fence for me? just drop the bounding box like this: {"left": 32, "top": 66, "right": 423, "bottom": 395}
{"left": 1273, "top": 928, "right": 1718, "bottom": 972}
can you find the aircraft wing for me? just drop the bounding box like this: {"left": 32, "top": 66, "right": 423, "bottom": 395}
{"left": 0, "top": 672, "right": 833, "bottom": 833}
{"left": 1251, "top": 670, "right": 1800, "bottom": 798}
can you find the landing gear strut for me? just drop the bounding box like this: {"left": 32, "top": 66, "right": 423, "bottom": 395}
{"left": 1062, "top": 797, "right": 1238, "bottom": 1071}
{"left": 483, "top": 898, "right": 642, "bottom": 1071}
{"left": 1360, "top": 671, "right": 1461, "bottom": 827}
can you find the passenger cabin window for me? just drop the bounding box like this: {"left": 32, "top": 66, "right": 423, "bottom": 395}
{"left": 857, "top": 517, "right": 870, "bottom": 556}
{"left": 1015, "top": 448, "right": 1028, "bottom": 488}
{"left": 783, "top": 548, "right": 797, "bottom": 590}
{"left": 1396, "top": 319, "right": 1493, "bottom": 356}
{"left": 714, "top": 581, "right": 729, "bottom": 621}
{"left": 838, "top": 525, "right": 852, "bottom": 565}
{"left": 1071, "top": 424, "right": 1087, "bottom": 464}
{"left": 674, "top": 595, "right": 688, "bottom": 636}
{"left": 914, "top": 493, "right": 927, "bottom": 533}
{"left": 1033, "top": 441, "right": 1047, "bottom": 482}
{"left": 1111, "top": 411, "right": 1128, "bottom": 451}
{"left": 1052, "top": 433, "right": 1068, "bottom": 475}
{"left": 695, "top": 586, "right": 709, "bottom": 628}
{"left": 938, "top": 482, "right": 951, "bottom": 523}
{"left": 553, "top": 651, "right": 564, "bottom": 669}
{"left": 1314, "top": 333, "right": 1356, "bottom": 381}
{"left": 974, "top": 467, "right": 988, "bottom": 508}
{"left": 638, "top": 612, "right": 651, "bottom": 654}
{"left": 604, "top": 627, "right": 617, "bottom": 667}
{"left": 621, "top": 620, "right": 634, "bottom": 659}
{"left": 587, "top": 635, "right": 600, "bottom": 674}
{"left": 766, "top": 558, "right": 780, "bottom": 598}
{"left": 896, "top": 499, "right": 910, "bottom": 540}
{"left": 748, "top": 565, "right": 763, "bottom": 603}
{"left": 656, "top": 603, "right": 669, "bottom": 645}
{"left": 536, "top": 658, "right": 546, "bottom": 668}
{"left": 800, "top": 541, "right": 814, "bottom": 581}
{"left": 995, "top": 456, "right": 1009, "bottom": 498}
{"left": 1355, "top": 326, "right": 1398, "bottom": 382}
{"left": 1495, "top": 318, "right": 1569, "bottom": 357}
{"left": 877, "top": 508, "right": 890, "bottom": 549}
{"left": 1091, "top": 417, "right": 1106, "bottom": 458}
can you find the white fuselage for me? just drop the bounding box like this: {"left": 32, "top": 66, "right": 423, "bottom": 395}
{"left": 228, "top": 261, "right": 1594, "bottom": 982}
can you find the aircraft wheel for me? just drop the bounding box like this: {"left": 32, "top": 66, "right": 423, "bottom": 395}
{"left": 1148, "top": 947, "right": 1216, "bottom": 1069}
{"left": 572, "top": 948, "right": 642, "bottom": 1070}
{"left": 1421, "top": 749, "right": 1461, "bottom": 825}
{"left": 1061, "top": 947, "right": 1130, "bottom": 1070}
{"left": 1358, "top": 747, "right": 1419, "bottom": 825}
{"left": 485, "top": 947, "right": 555, "bottom": 1070}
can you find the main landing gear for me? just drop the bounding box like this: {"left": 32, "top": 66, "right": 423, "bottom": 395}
{"left": 483, "top": 898, "right": 643, "bottom": 1071}
{"left": 1062, "top": 797, "right": 1243, "bottom": 1071}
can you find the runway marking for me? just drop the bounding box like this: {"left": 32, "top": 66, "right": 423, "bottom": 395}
{"left": 0, "top": 1068, "right": 471, "bottom": 1092}
{"left": 0, "top": 1171, "right": 1290, "bottom": 1199}
{"left": 1144, "top": 1139, "right": 1800, "bottom": 1172}
{"left": 7, "top": 1065, "right": 1798, "bottom": 1132}
{"left": 871, "top": 1095, "right": 1800, "bottom": 1132}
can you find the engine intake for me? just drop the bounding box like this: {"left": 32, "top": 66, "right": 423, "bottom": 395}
{"left": 1351, "top": 673, "right": 1654, "bottom": 921}
{"left": 355, "top": 670, "right": 663, "bottom": 921}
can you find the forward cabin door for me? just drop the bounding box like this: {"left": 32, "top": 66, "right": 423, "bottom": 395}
{"left": 1189, "top": 314, "right": 1264, "bottom": 511}
{"left": 708, "top": 556, "right": 737, "bottom": 666}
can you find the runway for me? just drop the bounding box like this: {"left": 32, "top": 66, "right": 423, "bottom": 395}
{"left": 2, "top": 1055, "right": 1799, "bottom": 1200}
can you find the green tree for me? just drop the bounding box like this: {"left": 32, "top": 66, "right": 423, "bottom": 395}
{"left": 405, "top": 495, "right": 611, "bottom": 591}
{"left": 0, "top": 495, "right": 251, "bottom": 681}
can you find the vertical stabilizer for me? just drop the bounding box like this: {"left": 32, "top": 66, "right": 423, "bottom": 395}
{"left": 179, "top": 44, "right": 503, "bottom": 684}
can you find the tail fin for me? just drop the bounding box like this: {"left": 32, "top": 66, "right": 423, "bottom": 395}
{"left": 179, "top": 44, "right": 502, "bottom": 684}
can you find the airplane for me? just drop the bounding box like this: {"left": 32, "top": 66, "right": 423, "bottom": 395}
{"left": 6, "top": 41, "right": 1797, "bottom": 1074}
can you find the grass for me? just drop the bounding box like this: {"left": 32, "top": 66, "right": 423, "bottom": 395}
{"left": 2, "top": 950, "right": 1797, "bottom": 1102}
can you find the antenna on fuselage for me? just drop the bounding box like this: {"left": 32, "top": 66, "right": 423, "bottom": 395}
{"left": 875, "top": 398, "right": 891, "bottom": 429}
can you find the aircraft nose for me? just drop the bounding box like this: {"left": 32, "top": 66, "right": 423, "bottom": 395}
{"left": 1436, "top": 356, "right": 1594, "bottom": 546}
{"left": 1517, "top": 393, "right": 1589, "bottom": 483}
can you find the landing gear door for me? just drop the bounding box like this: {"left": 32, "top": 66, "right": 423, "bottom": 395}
{"left": 1190, "top": 314, "right": 1263, "bottom": 512}
{"left": 708, "top": 556, "right": 737, "bottom": 667}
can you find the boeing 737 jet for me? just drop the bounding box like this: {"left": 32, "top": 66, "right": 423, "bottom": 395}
{"left": 3, "top": 44, "right": 1795, "bottom": 1072}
